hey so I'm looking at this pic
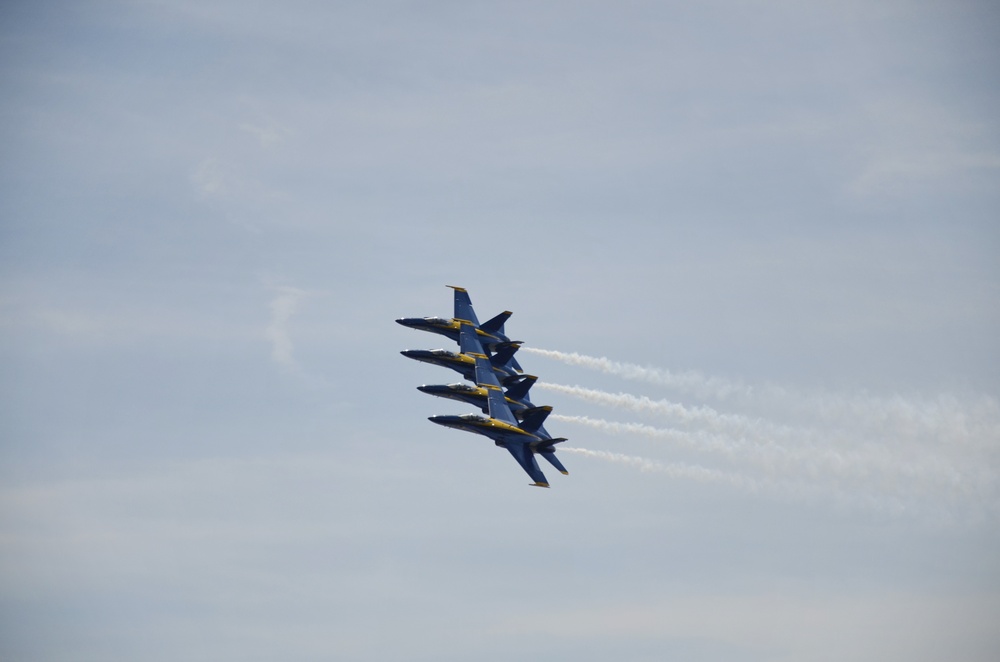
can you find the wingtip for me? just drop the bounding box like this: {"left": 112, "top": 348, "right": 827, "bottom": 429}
{"left": 531, "top": 482, "right": 551, "bottom": 488}
{"left": 560, "top": 471, "right": 569, "bottom": 475}
{"left": 446, "top": 285, "right": 467, "bottom": 292}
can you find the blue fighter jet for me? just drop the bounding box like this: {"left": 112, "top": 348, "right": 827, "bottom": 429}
{"left": 400, "top": 341, "right": 522, "bottom": 383}
{"left": 427, "top": 324, "right": 568, "bottom": 487}
{"left": 396, "top": 285, "right": 523, "bottom": 372}
{"left": 417, "top": 373, "right": 539, "bottom": 418}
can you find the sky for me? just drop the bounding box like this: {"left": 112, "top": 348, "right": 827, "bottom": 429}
{"left": 1, "top": 1, "right": 999, "bottom": 660}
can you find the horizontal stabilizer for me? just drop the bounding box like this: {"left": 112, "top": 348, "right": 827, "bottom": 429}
{"left": 531, "top": 437, "right": 567, "bottom": 451}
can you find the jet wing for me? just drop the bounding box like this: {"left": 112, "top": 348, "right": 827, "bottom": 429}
{"left": 459, "top": 321, "right": 487, "bottom": 355}
{"left": 505, "top": 440, "right": 549, "bottom": 487}
{"left": 475, "top": 365, "right": 523, "bottom": 429}
{"left": 448, "top": 286, "right": 481, "bottom": 326}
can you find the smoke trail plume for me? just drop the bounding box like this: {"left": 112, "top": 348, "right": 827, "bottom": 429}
{"left": 527, "top": 347, "right": 999, "bottom": 521}
{"left": 553, "top": 414, "right": 987, "bottom": 504}
{"left": 561, "top": 447, "right": 762, "bottom": 491}
{"left": 562, "top": 447, "right": 924, "bottom": 517}
{"left": 522, "top": 347, "right": 750, "bottom": 400}
{"left": 523, "top": 347, "right": 1000, "bottom": 446}
{"left": 537, "top": 382, "right": 790, "bottom": 440}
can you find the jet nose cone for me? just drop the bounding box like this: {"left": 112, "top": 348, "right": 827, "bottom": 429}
{"left": 400, "top": 349, "right": 420, "bottom": 358}
{"left": 416, "top": 385, "right": 432, "bottom": 393}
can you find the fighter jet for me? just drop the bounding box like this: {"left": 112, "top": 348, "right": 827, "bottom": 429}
{"left": 400, "top": 341, "right": 522, "bottom": 383}
{"left": 396, "top": 285, "right": 523, "bottom": 372}
{"left": 417, "top": 373, "right": 540, "bottom": 418}
{"left": 427, "top": 325, "right": 568, "bottom": 487}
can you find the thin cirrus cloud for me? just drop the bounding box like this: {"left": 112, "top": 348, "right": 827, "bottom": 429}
{"left": 264, "top": 285, "right": 307, "bottom": 371}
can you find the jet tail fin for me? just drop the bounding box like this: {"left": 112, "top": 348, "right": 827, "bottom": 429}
{"left": 490, "top": 342, "right": 521, "bottom": 369}
{"left": 504, "top": 375, "right": 536, "bottom": 402}
{"left": 480, "top": 310, "right": 511, "bottom": 335}
{"left": 519, "top": 405, "right": 552, "bottom": 433}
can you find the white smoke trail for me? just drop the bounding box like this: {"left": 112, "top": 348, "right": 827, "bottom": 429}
{"left": 537, "top": 382, "right": 792, "bottom": 440}
{"left": 563, "top": 445, "right": 983, "bottom": 520}
{"left": 523, "top": 347, "right": 1000, "bottom": 447}
{"left": 561, "top": 447, "right": 913, "bottom": 516}
{"left": 522, "top": 348, "right": 751, "bottom": 400}
{"left": 554, "top": 414, "right": 998, "bottom": 521}
{"left": 526, "top": 347, "right": 1000, "bottom": 521}
{"left": 561, "top": 447, "right": 763, "bottom": 491}
{"left": 541, "top": 383, "right": 998, "bottom": 499}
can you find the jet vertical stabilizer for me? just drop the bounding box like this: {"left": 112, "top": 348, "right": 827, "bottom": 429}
{"left": 518, "top": 406, "right": 552, "bottom": 433}
{"left": 503, "top": 374, "right": 537, "bottom": 403}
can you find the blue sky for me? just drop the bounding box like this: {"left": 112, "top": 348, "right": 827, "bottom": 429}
{"left": 2, "top": 2, "right": 999, "bottom": 660}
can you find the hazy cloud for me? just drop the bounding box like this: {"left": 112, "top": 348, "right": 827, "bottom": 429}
{"left": 264, "top": 286, "right": 307, "bottom": 371}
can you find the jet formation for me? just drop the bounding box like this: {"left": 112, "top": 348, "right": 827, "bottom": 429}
{"left": 398, "top": 286, "right": 568, "bottom": 488}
